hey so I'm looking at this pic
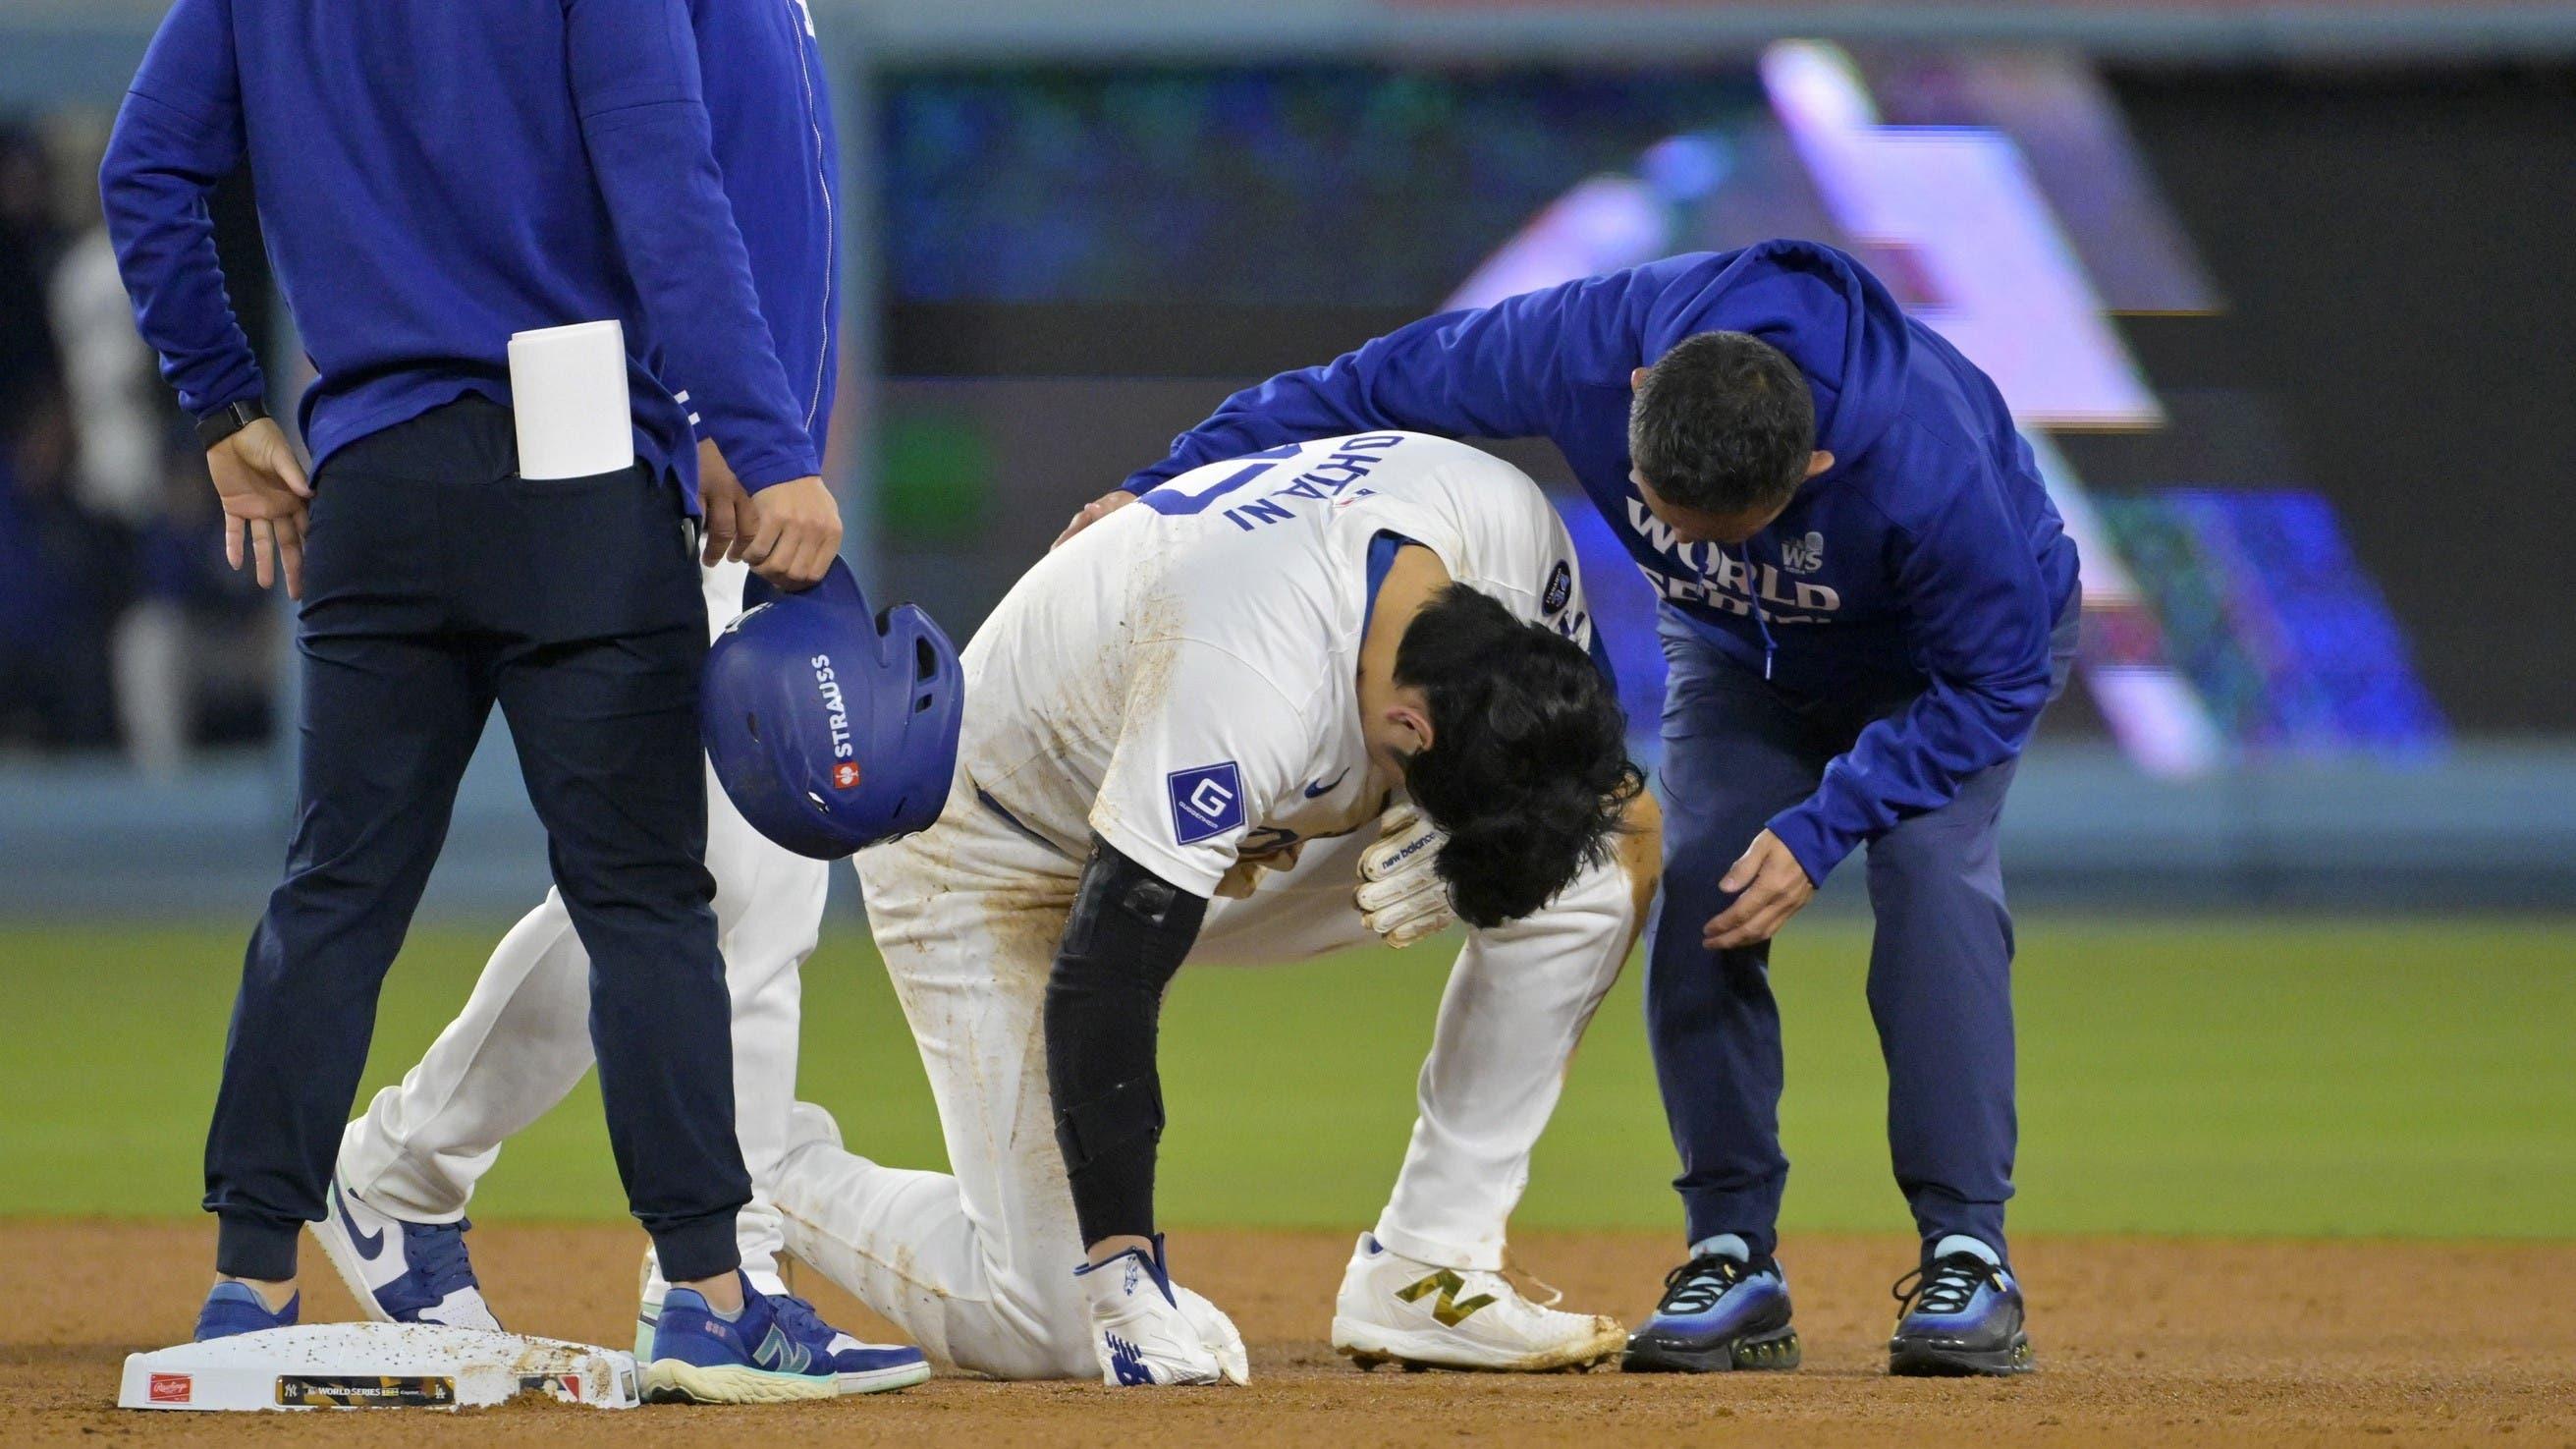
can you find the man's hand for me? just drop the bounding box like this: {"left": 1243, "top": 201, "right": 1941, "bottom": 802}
{"left": 1703, "top": 829, "right": 1814, "bottom": 950}
{"left": 1076, "top": 1242, "right": 1250, "bottom": 1387}
{"left": 1053, "top": 487, "right": 1137, "bottom": 549}
{"left": 206, "top": 417, "right": 311, "bottom": 600}
{"left": 1355, "top": 803, "right": 1456, "bottom": 947}
{"left": 695, "top": 438, "right": 758, "bottom": 567}
{"left": 741, "top": 474, "right": 841, "bottom": 588}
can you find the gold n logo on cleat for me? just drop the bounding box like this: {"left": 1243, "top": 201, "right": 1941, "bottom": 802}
{"left": 1395, "top": 1269, "right": 1497, "bottom": 1327}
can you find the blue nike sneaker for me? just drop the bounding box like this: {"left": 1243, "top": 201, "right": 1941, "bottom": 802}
{"left": 312, "top": 1173, "right": 501, "bottom": 1330}
{"left": 193, "top": 1281, "right": 298, "bottom": 1341}
{"left": 643, "top": 1272, "right": 929, "bottom": 1404}
{"left": 1889, "top": 1246, "right": 2035, "bottom": 1376}
{"left": 1619, "top": 1252, "right": 1799, "bottom": 1372}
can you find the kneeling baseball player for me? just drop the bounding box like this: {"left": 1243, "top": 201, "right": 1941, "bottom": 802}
{"left": 752, "top": 431, "right": 1658, "bottom": 1385}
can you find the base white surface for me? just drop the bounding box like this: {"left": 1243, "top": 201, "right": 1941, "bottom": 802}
{"left": 118, "top": 1322, "right": 639, "bottom": 1412}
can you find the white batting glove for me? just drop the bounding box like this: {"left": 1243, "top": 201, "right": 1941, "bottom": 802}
{"left": 1077, "top": 1242, "right": 1250, "bottom": 1387}
{"left": 1173, "top": 1283, "right": 1250, "bottom": 1385}
{"left": 1355, "top": 803, "right": 1456, "bottom": 948}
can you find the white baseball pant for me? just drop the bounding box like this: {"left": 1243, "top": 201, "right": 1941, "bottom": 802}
{"left": 770, "top": 777, "right": 1649, "bottom": 1377}
{"left": 337, "top": 560, "right": 831, "bottom": 1292}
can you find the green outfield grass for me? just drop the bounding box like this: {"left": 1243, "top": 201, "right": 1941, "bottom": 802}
{"left": 3, "top": 917, "right": 2569, "bottom": 1239}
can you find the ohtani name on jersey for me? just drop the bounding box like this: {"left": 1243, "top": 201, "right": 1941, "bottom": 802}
{"left": 1219, "top": 434, "right": 1407, "bottom": 531}
{"left": 1624, "top": 498, "right": 1842, "bottom": 624}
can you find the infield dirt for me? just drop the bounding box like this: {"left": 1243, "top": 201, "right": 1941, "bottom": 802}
{"left": 8, "top": 1222, "right": 2570, "bottom": 1447}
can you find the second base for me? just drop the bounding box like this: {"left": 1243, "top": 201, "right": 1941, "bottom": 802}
{"left": 118, "top": 1322, "right": 639, "bottom": 1412}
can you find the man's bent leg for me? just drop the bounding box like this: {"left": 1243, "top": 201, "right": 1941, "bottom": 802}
{"left": 340, "top": 889, "right": 591, "bottom": 1222}
{"left": 346, "top": 560, "right": 825, "bottom": 1284}
{"left": 498, "top": 620, "right": 746, "bottom": 1282}
{"left": 1185, "top": 810, "right": 1644, "bottom": 1370}
{"left": 701, "top": 760, "right": 831, "bottom": 1288}
{"left": 1372, "top": 828, "right": 1644, "bottom": 1269}
{"left": 206, "top": 629, "right": 491, "bottom": 1280}
{"left": 1646, "top": 622, "right": 1828, "bottom": 1255}
{"left": 1864, "top": 758, "right": 2021, "bottom": 1259}
{"left": 772, "top": 803, "right": 1096, "bottom": 1378}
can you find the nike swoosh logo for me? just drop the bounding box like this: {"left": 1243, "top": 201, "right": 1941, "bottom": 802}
{"left": 1302, "top": 771, "right": 1349, "bottom": 799}
{"left": 334, "top": 1184, "right": 386, "bottom": 1259}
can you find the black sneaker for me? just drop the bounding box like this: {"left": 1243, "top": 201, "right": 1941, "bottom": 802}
{"left": 1889, "top": 1251, "right": 2035, "bottom": 1376}
{"left": 1620, "top": 1253, "right": 1799, "bottom": 1373}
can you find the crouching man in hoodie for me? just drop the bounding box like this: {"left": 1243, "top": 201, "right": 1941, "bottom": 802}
{"left": 1059, "top": 241, "right": 2080, "bottom": 1378}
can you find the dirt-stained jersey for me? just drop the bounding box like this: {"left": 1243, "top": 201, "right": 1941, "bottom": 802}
{"left": 959, "top": 432, "right": 1594, "bottom": 896}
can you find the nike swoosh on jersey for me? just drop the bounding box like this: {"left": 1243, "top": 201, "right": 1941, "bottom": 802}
{"left": 1302, "top": 771, "right": 1350, "bottom": 798}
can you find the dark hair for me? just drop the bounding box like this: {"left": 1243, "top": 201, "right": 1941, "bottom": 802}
{"left": 1628, "top": 330, "right": 1816, "bottom": 515}
{"left": 1395, "top": 585, "right": 1645, "bottom": 928}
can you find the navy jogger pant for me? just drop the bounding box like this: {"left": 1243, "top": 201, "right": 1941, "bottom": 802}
{"left": 203, "top": 399, "right": 749, "bottom": 1284}
{"left": 1644, "top": 605, "right": 2076, "bottom": 1264}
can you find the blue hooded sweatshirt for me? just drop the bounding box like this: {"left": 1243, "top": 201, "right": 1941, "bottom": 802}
{"left": 1123, "top": 241, "right": 2079, "bottom": 882}
{"left": 695, "top": 0, "right": 839, "bottom": 453}
{"left": 100, "top": 0, "right": 821, "bottom": 507}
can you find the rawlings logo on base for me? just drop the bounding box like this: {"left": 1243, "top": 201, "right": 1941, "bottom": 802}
{"left": 121, "top": 1322, "right": 640, "bottom": 1412}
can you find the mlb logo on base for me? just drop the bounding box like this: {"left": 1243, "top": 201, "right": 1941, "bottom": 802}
{"left": 1166, "top": 762, "right": 1245, "bottom": 845}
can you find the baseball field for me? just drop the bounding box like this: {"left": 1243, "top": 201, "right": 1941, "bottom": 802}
{"left": 7, "top": 914, "right": 2573, "bottom": 1445}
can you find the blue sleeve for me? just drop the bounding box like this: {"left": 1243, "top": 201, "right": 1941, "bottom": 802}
{"left": 565, "top": 0, "right": 817, "bottom": 489}
{"left": 1121, "top": 266, "right": 1665, "bottom": 493}
{"left": 1765, "top": 460, "right": 2059, "bottom": 882}
{"left": 98, "top": 0, "right": 265, "bottom": 419}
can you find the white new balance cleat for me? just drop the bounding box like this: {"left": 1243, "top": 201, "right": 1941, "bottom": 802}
{"left": 1076, "top": 1237, "right": 1249, "bottom": 1387}
{"left": 1331, "top": 1233, "right": 1623, "bottom": 1372}
{"left": 311, "top": 1173, "right": 503, "bottom": 1330}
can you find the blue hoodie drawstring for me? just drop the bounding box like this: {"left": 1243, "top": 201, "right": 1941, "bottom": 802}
{"left": 1741, "top": 545, "right": 1778, "bottom": 681}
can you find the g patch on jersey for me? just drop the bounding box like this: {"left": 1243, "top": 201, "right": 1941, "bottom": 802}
{"left": 1167, "top": 762, "right": 1246, "bottom": 845}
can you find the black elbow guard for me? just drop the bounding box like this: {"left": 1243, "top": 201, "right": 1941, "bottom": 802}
{"left": 1045, "top": 836, "right": 1208, "bottom": 1245}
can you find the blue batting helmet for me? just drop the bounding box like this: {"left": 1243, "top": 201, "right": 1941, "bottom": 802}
{"left": 703, "top": 560, "right": 963, "bottom": 860}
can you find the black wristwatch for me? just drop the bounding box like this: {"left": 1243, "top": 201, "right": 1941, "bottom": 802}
{"left": 195, "top": 398, "right": 269, "bottom": 452}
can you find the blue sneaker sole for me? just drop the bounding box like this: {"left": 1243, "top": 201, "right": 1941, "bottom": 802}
{"left": 1621, "top": 1323, "right": 1801, "bottom": 1373}
{"left": 1888, "top": 1332, "right": 2035, "bottom": 1377}
{"left": 838, "top": 1360, "right": 934, "bottom": 1395}
{"left": 641, "top": 1360, "right": 841, "bottom": 1404}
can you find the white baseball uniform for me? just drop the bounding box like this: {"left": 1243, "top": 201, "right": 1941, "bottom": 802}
{"left": 337, "top": 559, "right": 830, "bottom": 1295}
{"left": 771, "top": 433, "right": 1643, "bottom": 1377}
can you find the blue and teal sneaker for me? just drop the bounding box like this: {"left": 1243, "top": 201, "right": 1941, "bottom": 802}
{"left": 193, "top": 1281, "right": 299, "bottom": 1342}
{"left": 767, "top": 1294, "right": 935, "bottom": 1395}
{"left": 1889, "top": 1245, "right": 2035, "bottom": 1377}
{"left": 1620, "top": 1252, "right": 1799, "bottom": 1372}
{"left": 642, "top": 1272, "right": 929, "bottom": 1403}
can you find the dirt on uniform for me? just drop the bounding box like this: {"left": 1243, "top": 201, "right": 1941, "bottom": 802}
{"left": 8, "top": 1221, "right": 2571, "bottom": 1447}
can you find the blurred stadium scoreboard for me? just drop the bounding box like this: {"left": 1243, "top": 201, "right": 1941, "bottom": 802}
{"left": 874, "top": 43, "right": 2454, "bottom": 771}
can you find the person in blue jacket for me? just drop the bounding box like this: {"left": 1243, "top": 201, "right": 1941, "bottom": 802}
{"left": 101, "top": 0, "right": 855, "bottom": 1401}
{"left": 298, "top": 0, "right": 927, "bottom": 1399}
{"left": 1070, "top": 240, "right": 2079, "bottom": 1377}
